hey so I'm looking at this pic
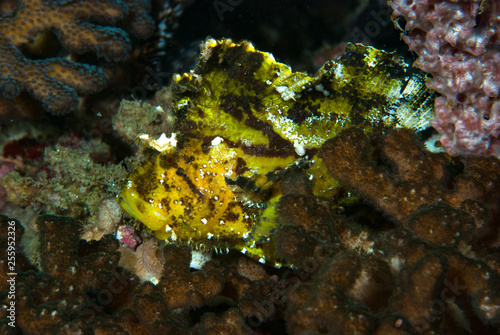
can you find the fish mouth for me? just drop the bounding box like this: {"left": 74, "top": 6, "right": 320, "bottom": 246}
{"left": 118, "top": 195, "right": 135, "bottom": 218}
{"left": 118, "top": 193, "right": 169, "bottom": 232}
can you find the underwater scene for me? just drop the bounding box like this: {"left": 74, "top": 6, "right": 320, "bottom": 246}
{"left": 1, "top": 0, "right": 500, "bottom": 334}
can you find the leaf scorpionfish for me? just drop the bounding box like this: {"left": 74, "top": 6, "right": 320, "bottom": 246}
{"left": 118, "top": 38, "right": 435, "bottom": 267}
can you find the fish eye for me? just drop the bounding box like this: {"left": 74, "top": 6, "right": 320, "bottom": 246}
{"left": 165, "top": 157, "right": 175, "bottom": 165}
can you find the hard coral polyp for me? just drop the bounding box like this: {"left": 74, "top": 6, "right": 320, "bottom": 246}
{"left": 158, "top": 244, "right": 226, "bottom": 310}
{"left": 0, "top": 0, "right": 154, "bottom": 115}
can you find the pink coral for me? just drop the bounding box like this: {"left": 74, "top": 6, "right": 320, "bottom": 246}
{"left": 116, "top": 225, "right": 141, "bottom": 250}
{"left": 390, "top": 0, "right": 500, "bottom": 156}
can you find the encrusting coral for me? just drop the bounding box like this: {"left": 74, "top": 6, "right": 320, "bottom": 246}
{"left": 318, "top": 128, "right": 500, "bottom": 333}
{"left": 0, "top": 0, "right": 154, "bottom": 115}
{"left": 0, "top": 213, "right": 278, "bottom": 334}
{"left": 320, "top": 127, "right": 500, "bottom": 225}
{"left": 390, "top": 0, "right": 500, "bottom": 157}
{"left": 0, "top": 134, "right": 126, "bottom": 227}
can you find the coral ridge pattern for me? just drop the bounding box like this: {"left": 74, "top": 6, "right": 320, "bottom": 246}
{"left": 0, "top": 0, "right": 154, "bottom": 115}
{"left": 1, "top": 37, "right": 500, "bottom": 334}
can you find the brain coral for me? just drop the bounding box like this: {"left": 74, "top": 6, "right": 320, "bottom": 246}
{"left": 0, "top": 0, "right": 154, "bottom": 115}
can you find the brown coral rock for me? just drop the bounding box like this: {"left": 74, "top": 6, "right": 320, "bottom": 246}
{"left": 285, "top": 252, "right": 374, "bottom": 334}
{"left": 158, "top": 244, "right": 226, "bottom": 310}
{"left": 198, "top": 308, "right": 253, "bottom": 335}
{"left": 389, "top": 253, "right": 447, "bottom": 334}
{"left": 320, "top": 128, "right": 500, "bottom": 224}
{"left": 388, "top": 241, "right": 500, "bottom": 334}
{"left": 0, "top": 214, "right": 138, "bottom": 333}
{"left": 131, "top": 292, "right": 188, "bottom": 334}
{"left": 275, "top": 194, "right": 342, "bottom": 269}
{"left": 405, "top": 203, "right": 475, "bottom": 247}
{"left": 38, "top": 214, "right": 121, "bottom": 292}
{"left": 0, "top": 0, "right": 154, "bottom": 115}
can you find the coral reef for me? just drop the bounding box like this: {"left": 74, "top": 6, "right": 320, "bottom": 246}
{"left": 390, "top": 0, "right": 500, "bottom": 156}
{"left": 0, "top": 0, "right": 154, "bottom": 115}
{"left": 0, "top": 214, "right": 274, "bottom": 334}
{"left": 2, "top": 4, "right": 499, "bottom": 330}
{"left": 2, "top": 126, "right": 500, "bottom": 334}
{"left": 320, "top": 127, "right": 500, "bottom": 225}
{"left": 317, "top": 128, "right": 500, "bottom": 333}
{"left": 0, "top": 134, "right": 126, "bottom": 226}
{"left": 273, "top": 128, "right": 500, "bottom": 334}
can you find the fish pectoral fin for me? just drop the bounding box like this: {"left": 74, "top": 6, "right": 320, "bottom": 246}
{"left": 225, "top": 174, "right": 276, "bottom": 203}
{"left": 226, "top": 158, "right": 312, "bottom": 200}
{"left": 239, "top": 198, "right": 285, "bottom": 268}
{"left": 264, "top": 157, "right": 311, "bottom": 185}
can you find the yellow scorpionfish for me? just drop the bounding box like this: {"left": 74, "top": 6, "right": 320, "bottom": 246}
{"left": 118, "top": 38, "right": 435, "bottom": 267}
